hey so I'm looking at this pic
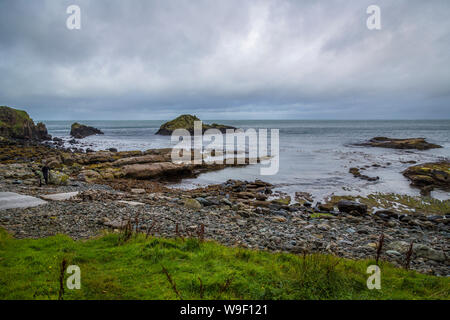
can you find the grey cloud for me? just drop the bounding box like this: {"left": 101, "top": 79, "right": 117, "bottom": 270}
{"left": 0, "top": 0, "right": 449, "bottom": 120}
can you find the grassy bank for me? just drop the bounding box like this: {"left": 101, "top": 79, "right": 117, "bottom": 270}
{"left": 0, "top": 228, "right": 448, "bottom": 300}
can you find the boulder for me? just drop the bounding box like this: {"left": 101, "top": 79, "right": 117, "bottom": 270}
{"left": 77, "top": 169, "right": 101, "bottom": 182}
{"left": 386, "top": 241, "right": 409, "bottom": 253}
{"left": 184, "top": 198, "right": 202, "bottom": 209}
{"left": 70, "top": 122, "right": 104, "bottom": 139}
{"left": 414, "top": 244, "right": 446, "bottom": 262}
{"left": 0, "top": 106, "right": 51, "bottom": 141}
{"left": 48, "top": 171, "right": 69, "bottom": 185}
{"left": 403, "top": 161, "right": 449, "bottom": 190}
{"left": 156, "top": 114, "right": 235, "bottom": 135}
{"left": 337, "top": 200, "right": 367, "bottom": 215}
{"left": 318, "top": 203, "right": 334, "bottom": 212}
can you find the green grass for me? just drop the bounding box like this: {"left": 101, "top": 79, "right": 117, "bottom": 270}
{"left": 0, "top": 228, "right": 448, "bottom": 300}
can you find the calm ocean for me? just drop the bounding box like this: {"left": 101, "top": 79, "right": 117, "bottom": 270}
{"left": 44, "top": 120, "right": 450, "bottom": 201}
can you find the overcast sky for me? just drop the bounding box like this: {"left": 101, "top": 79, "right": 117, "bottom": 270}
{"left": 0, "top": 0, "right": 449, "bottom": 120}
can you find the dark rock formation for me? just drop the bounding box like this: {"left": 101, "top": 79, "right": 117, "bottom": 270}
{"left": 403, "top": 161, "right": 450, "bottom": 191}
{"left": 35, "top": 122, "right": 52, "bottom": 140}
{"left": 70, "top": 122, "right": 104, "bottom": 139}
{"left": 349, "top": 167, "right": 379, "bottom": 181}
{"left": 337, "top": 200, "right": 368, "bottom": 215}
{"left": 359, "top": 137, "right": 442, "bottom": 150}
{"left": 156, "top": 114, "right": 235, "bottom": 135}
{"left": 0, "top": 106, "right": 51, "bottom": 141}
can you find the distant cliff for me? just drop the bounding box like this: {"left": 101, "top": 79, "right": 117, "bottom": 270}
{"left": 0, "top": 106, "right": 51, "bottom": 141}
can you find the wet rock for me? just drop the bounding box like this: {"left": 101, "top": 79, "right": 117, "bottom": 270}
{"left": 403, "top": 161, "right": 449, "bottom": 190}
{"left": 337, "top": 200, "right": 367, "bottom": 215}
{"left": 360, "top": 137, "right": 442, "bottom": 150}
{"left": 271, "top": 196, "right": 291, "bottom": 206}
{"left": 349, "top": 167, "right": 379, "bottom": 182}
{"left": 68, "top": 139, "right": 79, "bottom": 145}
{"left": 317, "top": 203, "right": 334, "bottom": 212}
{"left": 374, "top": 209, "right": 400, "bottom": 219}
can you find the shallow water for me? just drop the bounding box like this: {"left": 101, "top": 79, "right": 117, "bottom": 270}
{"left": 44, "top": 120, "right": 450, "bottom": 201}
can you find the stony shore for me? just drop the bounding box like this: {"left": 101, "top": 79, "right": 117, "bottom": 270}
{"left": 0, "top": 111, "right": 449, "bottom": 277}
{"left": 1, "top": 169, "right": 449, "bottom": 276}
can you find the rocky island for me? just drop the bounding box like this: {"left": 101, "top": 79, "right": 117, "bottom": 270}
{"left": 359, "top": 137, "right": 442, "bottom": 150}
{"left": 70, "top": 122, "right": 104, "bottom": 139}
{"left": 156, "top": 114, "right": 236, "bottom": 135}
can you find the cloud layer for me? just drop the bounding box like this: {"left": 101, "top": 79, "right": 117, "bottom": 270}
{"left": 0, "top": 0, "right": 449, "bottom": 119}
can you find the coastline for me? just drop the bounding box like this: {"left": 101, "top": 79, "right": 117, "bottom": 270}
{"left": 0, "top": 137, "right": 449, "bottom": 277}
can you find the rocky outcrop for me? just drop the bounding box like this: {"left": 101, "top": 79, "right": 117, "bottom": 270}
{"left": 156, "top": 114, "right": 235, "bottom": 135}
{"left": 359, "top": 137, "right": 442, "bottom": 150}
{"left": 112, "top": 154, "right": 169, "bottom": 166}
{"left": 70, "top": 123, "right": 104, "bottom": 139}
{"left": 403, "top": 161, "right": 450, "bottom": 191}
{"left": 122, "top": 162, "right": 192, "bottom": 179}
{"left": 349, "top": 167, "right": 379, "bottom": 182}
{"left": 337, "top": 200, "right": 368, "bottom": 215}
{"left": 0, "top": 106, "right": 51, "bottom": 141}
{"left": 35, "top": 122, "right": 52, "bottom": 141}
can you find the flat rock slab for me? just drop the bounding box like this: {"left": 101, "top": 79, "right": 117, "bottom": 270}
{"left": 40, "top": 192, "right": 79, "bottom": 201}
{"left": 0, "top": 192, "right": 47, "bottom": 210}
{"left": 117, "top": 200, "right": 145, "bottom": 206}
